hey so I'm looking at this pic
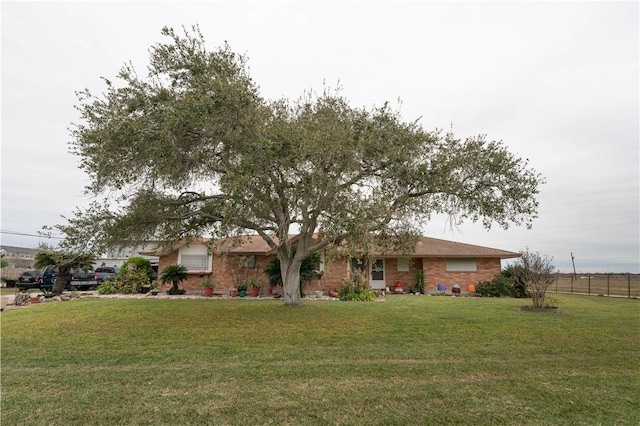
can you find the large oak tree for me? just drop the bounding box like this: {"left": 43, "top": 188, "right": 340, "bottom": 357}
{"left": 59, "top": 26, "right": 544, "bottom": 305}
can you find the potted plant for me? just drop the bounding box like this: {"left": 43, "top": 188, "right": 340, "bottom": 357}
{"left": 248, "top": 277, "right": 260, "bottom": 297}
{"left": 237, "top": 283, "right": 247, "bottom": 297}
{"left": 202, "top": 278, "right": 215, "bottom": 297}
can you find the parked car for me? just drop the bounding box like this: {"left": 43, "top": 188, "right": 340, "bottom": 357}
{"left": 68, "top": 266, "right": 119, "bottom": 291}
{"left": 18, "top": 269, "right": 43, "bottom": 284}
{"left": 16, "top": 270, "right": 44, "bottom": 291}
{"left": 94, "top": 266, "right": 119, "bottom": 283}
{"left": 40, "top": 266, "right": 73, "bottom": 292}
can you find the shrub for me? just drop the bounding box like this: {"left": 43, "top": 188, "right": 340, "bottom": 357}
{"left": 476, "top": 276, "right": 515, "bottom": 297}
{"left": 120, "top": 257, "right": 154, "bottom": 282}
{"left": 118, "top": 267, "right": 150, "bottom": 293}
{"left": 414, "top": 269, "right": 424, "bottom": 294}
{"left": 339, "top": 273, "right": 376, "bottom": 301}
{"left": 501, "top": 265, "right": 528, "bottom": 298}
{"left": 97, "top": 279, "right": 118, "bottom": 295}
{"left": 160, "top": 265, "right": 188, "bottom": 293}
{"left": 264, "top": 248, "right": 320, "bottom": 295}
{"left": 166, "top": 287, "right": 186, "bottom": 295}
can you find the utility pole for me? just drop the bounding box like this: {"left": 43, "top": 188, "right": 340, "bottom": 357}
{"left": 571, "top": 252, "right": 577, "bottom": 280}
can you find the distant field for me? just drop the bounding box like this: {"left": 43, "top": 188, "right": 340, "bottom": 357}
{"left": 550, "top": 274, "right": 639, "bottom": 298}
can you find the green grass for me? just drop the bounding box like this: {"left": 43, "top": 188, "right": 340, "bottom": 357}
{"left": 1, "top": 287, "right": 41, "bottom": 296}
{"left": 2, "top": 295, "right": 638, "bottom": 425}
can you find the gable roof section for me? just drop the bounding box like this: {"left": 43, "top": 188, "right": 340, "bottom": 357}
{"left": 413, "top": 237, "right": 520, "bottom": 259}
{"left": 214, "top": 235, "right": 277, "bottom": 255}
{"left": 139, "top": 237, "right": 210, "bottom": 257}
{"left": 142, "top": 235, "right": 519, "bottom": 259}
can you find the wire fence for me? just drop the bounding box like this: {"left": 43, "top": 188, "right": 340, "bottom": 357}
{"left": 550, "top": 273, "right": 640, "bottom": 298}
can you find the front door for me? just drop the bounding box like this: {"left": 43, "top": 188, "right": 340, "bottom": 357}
{"left": 370, "top": 259, "right": 385, "bottom": 290}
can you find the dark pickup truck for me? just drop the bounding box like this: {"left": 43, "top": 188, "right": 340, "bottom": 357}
{"left": 69, "top": 266, "right": 119, "bottom": 290}
{"left": 38, "top": 266, "right": 73, "bottom": 292}
{"left": 17, "top": 266, "right": 119, "bottom": 292}
{"left": 16, "top": 270, "right": 44, "bottom": 291}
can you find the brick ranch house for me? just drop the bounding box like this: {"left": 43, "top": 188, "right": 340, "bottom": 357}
{"left": 143, "top": 235, "right": 520, "bottom": 294}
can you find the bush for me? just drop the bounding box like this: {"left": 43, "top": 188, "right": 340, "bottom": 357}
{"left": 501, "top": 265, "right": 528, "bottom": 298}
{"left": 413, "top": 269, "right": 424, "bottom": 294}
{"left": 120, "top": 257, "right": 154, "bottom": 282}
{"left": 97, "top": 279, "right": 118, "bottom": 295}
{"left": 339, "top": 273, "right": 376, "bottom": 301}
{"left": 476, "top": 276, "right": 515, "bottom": 297}
{"left": 118, "top": 267, "right": 150, "bottom": 293}
{"left": 166, "top": 287, "right": 186, "bottom": 295}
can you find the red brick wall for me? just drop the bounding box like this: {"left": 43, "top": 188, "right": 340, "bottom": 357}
{"left": 314, "top": 258, "right": 349, "bottom": 291}
{"left": 423, "top": 258, "right": 502, "bottom": 292}
{"left": 158, "top": 252, "right": 273, "bottom": 293}
{"left": 158, "top": 251, "right": 503, "bottom": 294}
{"left": 211, "top": 254, "right": 273, "bottom": 290}
{"left": 384, "top": 258, "right": 423, "bottom": 292}
{"left": 314, "top": 258, "right": 423, "bottom": 292}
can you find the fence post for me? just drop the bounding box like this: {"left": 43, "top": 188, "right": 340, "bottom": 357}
{"left": 571, "top": 275, "right": 573, "bottom": 294}
{"left": 555, "top": 272, "right": 558, "bottom": 293}
{"left": 588, "top": 274, "right": 591, "bottom": 296}
{"left": 607, "top": 274, "right": 610, "bottom": 297}
{"left": 629, "top": 274, "right": 631, "bottom": 299}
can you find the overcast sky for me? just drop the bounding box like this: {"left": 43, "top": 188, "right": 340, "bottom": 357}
{"left": 1, "top": 1, "right": 638, "bottom": 273}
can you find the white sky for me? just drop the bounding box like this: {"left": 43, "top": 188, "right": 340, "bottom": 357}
{"left": 1, "top": 1, "right": 638, "bottom": 273}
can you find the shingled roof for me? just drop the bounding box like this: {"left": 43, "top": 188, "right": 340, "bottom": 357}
{"left": 413, "top": 236, "right": 520, "bottom": 259}
{"left": 143, "top": 235, "right": 519, "bottom": 259}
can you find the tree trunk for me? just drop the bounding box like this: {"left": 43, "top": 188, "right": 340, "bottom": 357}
{"left": 280, "top": 257, "right": 303, "bottom": 306}
{"left": 531, "top": 284, "right": 545, "bottom": 308}
{"left": 52, "top": 273, "right": 68, "bottom": 296}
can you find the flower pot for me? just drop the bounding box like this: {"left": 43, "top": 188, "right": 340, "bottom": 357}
{"left": 329, "top": 291, "right": 339, "bottom": 298}
{"left": 204, "top": 287, "right": 214, "bottom": 297}
{"left": 249, "top": 287, "right": 260, "bottom": 297}
{"left": 315, "top": 290, "right": 323, "bottom": 298}
{"left": 238, "top": 291, "right": 246, "bottom": 298}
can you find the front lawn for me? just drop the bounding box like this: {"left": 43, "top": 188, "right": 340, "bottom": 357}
{"left": 1, "top": 295, "right": 638, "bottom": 425}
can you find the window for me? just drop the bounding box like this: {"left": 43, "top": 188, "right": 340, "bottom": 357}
{"left": 241, "top": 255, "right": 256, "bottom": 268}
{"left": 445, "top": 259, "right": 477, "bottom": 272}
{"left": 350, "top": 258, "right": 366, "bottom": 274}
{"left": 397, "top": 258, "right": 410, "bottom": 272}
{"left": 180, "top": 254, "right": 210, "bottom": 271}
{"left": 371, "top": 259, "right": 384, "bottom": 281}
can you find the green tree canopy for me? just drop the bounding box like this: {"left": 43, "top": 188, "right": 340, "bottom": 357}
{"left": 58, "top": 25, "right": 544, "bottom": 305}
